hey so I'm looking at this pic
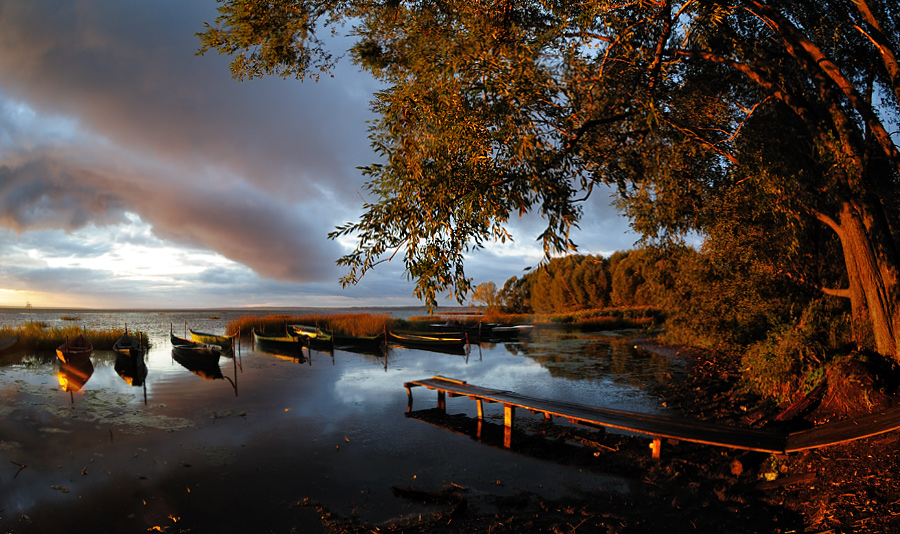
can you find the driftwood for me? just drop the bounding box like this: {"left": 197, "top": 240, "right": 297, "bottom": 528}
{"left": 773, "top": 384, "right": 828, "bottom": 423}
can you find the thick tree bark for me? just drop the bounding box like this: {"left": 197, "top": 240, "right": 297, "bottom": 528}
{"left": 837, "top": 201, "right": 900, "bottom": 358}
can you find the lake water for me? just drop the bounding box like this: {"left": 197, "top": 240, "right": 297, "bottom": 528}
{"left": 0, "top": 308, "right": 677, "bottom": 533}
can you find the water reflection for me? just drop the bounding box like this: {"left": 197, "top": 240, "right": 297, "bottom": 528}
{"left": 172, "top": 350, "right": 223, "bottom": 380}
{"left": 114, "top": 352, "right": 148, "bottom": 386}
{"left": 57, "top": 355, "right": 93, "bottom": 393}
{"left": 0, "top": 310, "right": 675, "bottom": 533}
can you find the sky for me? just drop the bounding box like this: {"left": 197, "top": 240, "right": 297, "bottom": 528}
{"left": 0, "top": 0, "right": 638, "bottom": 310}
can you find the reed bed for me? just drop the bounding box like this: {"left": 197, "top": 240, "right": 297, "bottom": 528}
{"left": 0, "top": 323, "right": 148, "bottom": 352}
{"left": 226, "top": 313, "right": 398, "bottom": 337}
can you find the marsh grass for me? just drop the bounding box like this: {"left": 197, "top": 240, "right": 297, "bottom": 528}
{"left": 0, "top": 323, "right": 149, "bottom": 352}
{"left": 226, "top": 313, "right": 399, "bottom": 337}
{"left": 410, "top": 307, "right": 659, "bottom": 331}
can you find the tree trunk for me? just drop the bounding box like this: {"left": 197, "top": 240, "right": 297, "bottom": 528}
{"left": 838, "top": 201, "right": 900, "bottom": 358}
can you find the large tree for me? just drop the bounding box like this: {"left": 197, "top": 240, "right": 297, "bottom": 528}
{"left": 199, "top": 1, "right": 900, "bottom": 358}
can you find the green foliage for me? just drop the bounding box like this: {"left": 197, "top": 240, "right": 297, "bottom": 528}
{"left": 200, "top": 0, "right": 900, "bottom": 358}
{"left": 740, "top": 298, "right": 853, "bottom": 403}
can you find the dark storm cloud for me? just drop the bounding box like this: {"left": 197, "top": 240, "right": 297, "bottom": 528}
{"left": 0, "top": 0, "right": 376, "bottom": 285}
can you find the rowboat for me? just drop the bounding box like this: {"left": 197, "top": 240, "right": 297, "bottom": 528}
{"left": 288, "top": 324, "right": 334, "bottom": 351}
{"left": 289, "top": 324, "right": 333, "bottom": 342}
{"left": 484, "top": 324, "right": 533, "bottom": 341}
{"left": 171, "top": 332, "right": 221, "bottom": 356}
{"left": 56, "top": 334, "right": 93, "bottom": 363}
{"left": 0, "top": 333, "right": 18, "bottom": 352}
{"left": 190, "top": 329, "right": 235, "bottom": 352}
{"left": 333, "top": 331, "right": 386, "bottom": 349}
{"left": 253, "top": 329, "right": 307, "bottom": 356}
{"left": 388, "top": 330, "right": 467, "bottom": 354}
{"left": 113, "top": 327, "right": 144, "bottom": 358}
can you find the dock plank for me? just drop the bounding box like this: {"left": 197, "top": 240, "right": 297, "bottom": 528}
{"left": 404, "top": 376, "right": 900, "bottom": 456}
{"left": 785, "top": 406, "right": 900, "bottom": 452}
{"left": 404, "top": 377, "right": 787, "bottom": 454}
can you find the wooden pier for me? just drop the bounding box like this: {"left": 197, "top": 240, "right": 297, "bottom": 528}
{"left": 404, "top": 376, "right": 900, "bottom": 458}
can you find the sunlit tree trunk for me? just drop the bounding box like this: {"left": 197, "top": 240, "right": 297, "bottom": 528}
{"left": 831, "top": 201, "right": 900, "bottom": 358}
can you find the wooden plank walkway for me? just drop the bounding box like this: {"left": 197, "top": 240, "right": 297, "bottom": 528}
{"left": 404, "top": 376, "right": 900, "bottom": 458}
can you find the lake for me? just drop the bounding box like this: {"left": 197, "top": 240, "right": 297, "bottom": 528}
{"left": 0, "top": 308, "right": 677, "bottom": 533}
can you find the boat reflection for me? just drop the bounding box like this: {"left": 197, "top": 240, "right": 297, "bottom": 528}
{"left": 115, "top": 352, "right": 148, "bottom": 387}
{"left": 253, "top": 330, "right": 309, "bottom": 364}
{"left": 172, "top": 349, "right": 223, "bottom": 380}
{"left": 58, "top": 355, "right": 94, "bottom": 399}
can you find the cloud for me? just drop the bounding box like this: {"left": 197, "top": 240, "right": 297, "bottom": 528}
{"left": 0, "top": 0, "right": 637, "bottom": 308}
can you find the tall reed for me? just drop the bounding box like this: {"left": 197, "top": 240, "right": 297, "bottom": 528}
{"left": 226, "top": 313, "right": 397, "bottom": 337}
{"left": 0, "top": 323, "right": 148, "bottom": 352}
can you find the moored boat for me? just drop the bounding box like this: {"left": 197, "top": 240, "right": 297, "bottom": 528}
{"left": 253, "top": 329, "right": 306, "bottom": 355}
{"left": 332, "top": 331, "right": 386, "bottom": 349}
{"left": 388, "top": 330, "right": 467, "bottom": 354}
{"left": 289, "top": 324, "right": 333, "bottom": 341}
{"left": 190, "top": 329, "right": 235, "bottom": 352}
{"left": 484, "top": 324, "right": 533, "bottom": 341}
{"left": 56, "top": 334, "right": 93, "bottom": 363}
{"left": 113, "top": 326, "right": 144, "bottom": 358}
{"left": 0, "top": 333, "right": 18, "bottom": 352}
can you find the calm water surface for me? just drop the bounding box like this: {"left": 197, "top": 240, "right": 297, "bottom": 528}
{"left": 0, "top": 309, "right": 677, "bottom": 533}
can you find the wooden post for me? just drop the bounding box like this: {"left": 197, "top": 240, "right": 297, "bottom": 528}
{"left": 650, "top": 437, "right": 662, "bottom": 459}
{"left": 503, "top": 404, "right": 515, "bottom": 447}
{"left": 406, "top": 386, "right": 414, "bottom": 413}
{"left": 437, "top": 390, "right": 446, "bottom": 412}
{"left": 476, "top": 399, "right": 484, "bottom": 420}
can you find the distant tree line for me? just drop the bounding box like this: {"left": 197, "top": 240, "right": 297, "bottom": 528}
{"left": 477, "top": 243, "right": 843, "bottom": 350}
{"left": 492, "top": 250, "right": 657, "bottom": 314}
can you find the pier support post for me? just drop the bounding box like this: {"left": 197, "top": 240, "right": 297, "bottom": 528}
{"left": 406, "top": 386, "right": 414, "bottom": 413}
{"left": 650, "top": 437, "right": 662, "bottom": 459}
{"left": 437, "top": 390, "right": 446, "bottom": 412}
{"left": 476, "top": 399, "right": 484, "bottom": 420}
{"left": 503, "top": 404, "right": 515, "bottom": 448}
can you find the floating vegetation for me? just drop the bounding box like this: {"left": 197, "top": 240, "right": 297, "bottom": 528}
{"left": 60, "top": 315, "right": 82, "bottom": 321}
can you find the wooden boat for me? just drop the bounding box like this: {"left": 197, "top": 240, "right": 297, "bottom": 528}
{"left": 253, "top": 329, "right": 306, "bottom": 355}
{"left": 484, "top": 324, "right": 533, "bottom": 341}
{"left": 0, "top": 333, "right": 18, "bottom": 352}
{"left": 171, "top": 332, "right": 221, "bottom": 356}
{"left": 389, "top": 330, "right": 467, "bottom": 353}
{"left": 289, "top": 324, "right": 333, "bottom": 342}
{"left": 113, "top": 326, "right": 144, "bottom": 358}
{"left": 333, "top": 331, "right": 386, "bottom": 349}
{"left": 190, "top": 329, "right": 235, "bottom": 352}
{"left": 56, "top": 334, "right": 93, "bottom": 363}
